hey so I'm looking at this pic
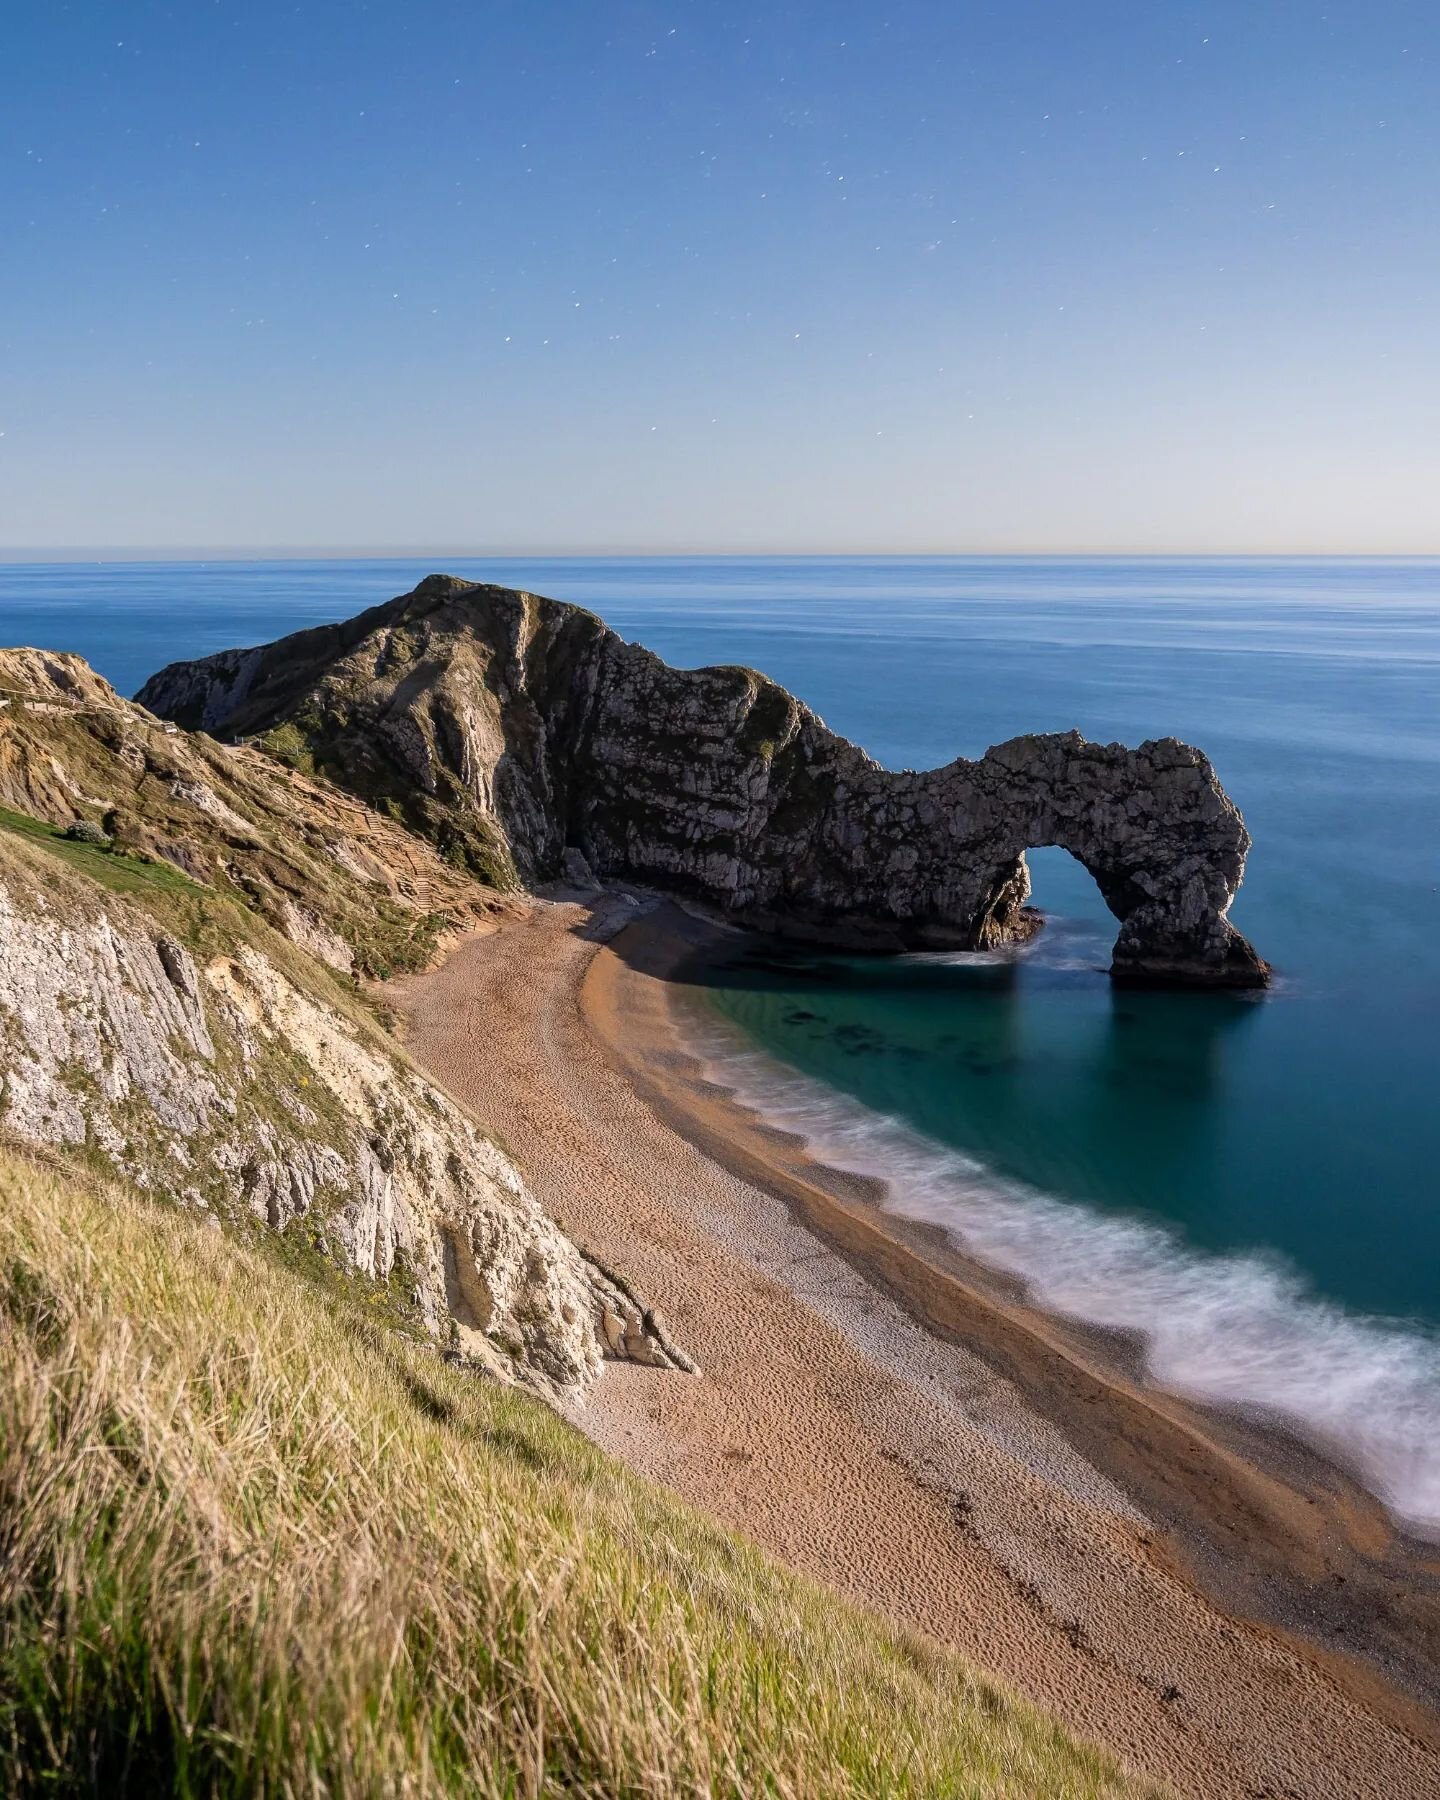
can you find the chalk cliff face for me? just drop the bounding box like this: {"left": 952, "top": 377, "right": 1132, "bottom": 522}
{"left": 139, "top": 575, "right": 1268, "bottom": 987}
{"left": 0, "top": 654, "right": 690, "bottom": 1390}
{"left": 0, "top": 838, "right": 690, "bottom": 1389}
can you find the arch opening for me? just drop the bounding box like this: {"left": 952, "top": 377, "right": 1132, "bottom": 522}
{"left": 968, "top": 834, "right": 1266, "bottom": 990}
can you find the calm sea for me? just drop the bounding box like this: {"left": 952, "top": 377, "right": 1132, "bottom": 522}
{"left": 6, "top": 555, "right": 1440, "bottom": 1527}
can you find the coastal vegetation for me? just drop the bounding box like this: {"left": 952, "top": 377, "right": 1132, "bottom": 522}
{"left": 0, "top": 802, "right": 209, "bottom": 901}
{"left": 0, "top": 1148, "right": 1147, "bottom": 1798}
{"left": 0, "top": 650, "right": 505, "bottom": 980}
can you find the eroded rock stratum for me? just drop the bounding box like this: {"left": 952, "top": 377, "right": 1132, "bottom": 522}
{"left": 139, "top": 575, "right": 1268, "bottom": 988}
{"left": 0, "top": 650, "right": 692, "bottom": 1392}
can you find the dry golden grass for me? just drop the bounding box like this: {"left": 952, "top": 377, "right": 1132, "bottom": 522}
{"left": 0, "top": 1150, "right": 1157, "bottom": 1798}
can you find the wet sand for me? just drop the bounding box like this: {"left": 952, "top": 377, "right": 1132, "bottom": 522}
{"left": 387, "top": 892, "right": 1440, "bottom": 1799}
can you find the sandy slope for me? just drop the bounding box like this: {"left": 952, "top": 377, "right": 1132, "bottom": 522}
{"left": 387, "top": 894, "right": 1440, "bottom": 1799}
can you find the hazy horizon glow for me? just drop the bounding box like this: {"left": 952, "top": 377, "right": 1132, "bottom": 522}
{"left": 4, "top": 2, "right": 1437, "bottom": 554}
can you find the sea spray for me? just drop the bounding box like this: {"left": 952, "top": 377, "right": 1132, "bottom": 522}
{"left": 688, "top": 1011, "right": 1440, "bottom": 1538}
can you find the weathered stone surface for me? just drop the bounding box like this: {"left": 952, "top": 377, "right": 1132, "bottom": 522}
{"left": 0, "top": 832, "right": 692, "bottom": 1390}
{"left": 559, "top": 845, "right": 599, "bottom": 890}
{"left": 139, "top": 575, "right": 1268, "bottom": 987}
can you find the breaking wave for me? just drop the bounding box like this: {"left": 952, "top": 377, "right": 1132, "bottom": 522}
{"left": 689, "top": 1016, "right": 1440, "bottom": 1537}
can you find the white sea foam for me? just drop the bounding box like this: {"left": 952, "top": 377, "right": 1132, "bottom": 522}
{"left": 690, "top": 1016, "right": 1440, "bottom": 1537}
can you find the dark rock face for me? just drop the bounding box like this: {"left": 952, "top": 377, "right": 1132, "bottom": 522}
{"left": 138, "top": 575, "right": 1268, "bottom": 988}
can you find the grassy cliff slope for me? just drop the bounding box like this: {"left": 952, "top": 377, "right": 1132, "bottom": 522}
{"left": 0, "top": 1149, "right": 1153, "bottom": 1799}
{"left": 0, "top": 647, "right": 510, "bottom": 979}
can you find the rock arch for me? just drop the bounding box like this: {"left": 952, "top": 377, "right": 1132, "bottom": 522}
{"left": 568, "top": 647, "right": 1268, "bottom": 988}
{"left": 940, "top": 733, "right": 1268, "bottom": 988}
{"left": 138, "top": 577, "right": 1269, "bottom": 990}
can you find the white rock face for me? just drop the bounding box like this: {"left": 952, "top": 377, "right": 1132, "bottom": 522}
{"left": 0, "top": 846, "right": 690, "bottom": 1390}
{"left": 0, "top": 888, "right": 217, "bottom": 1152}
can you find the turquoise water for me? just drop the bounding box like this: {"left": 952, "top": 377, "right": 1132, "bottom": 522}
{"left": 6, "top": 556, "right": 1440, "bottom": 1525}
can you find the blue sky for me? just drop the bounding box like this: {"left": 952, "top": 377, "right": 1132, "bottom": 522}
{"left": 3, "top": 1, "right": 1435, "bottom": 553}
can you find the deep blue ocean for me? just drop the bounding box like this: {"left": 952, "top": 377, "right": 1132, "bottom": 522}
{"left": 5, "top": 555, "right": 1440, "bottom": 1528}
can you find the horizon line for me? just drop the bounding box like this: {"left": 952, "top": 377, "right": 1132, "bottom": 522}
{"left": 5, "top": 546, "right": 1440, "bottom": 565}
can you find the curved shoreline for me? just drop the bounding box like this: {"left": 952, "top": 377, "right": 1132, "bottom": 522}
{"left": 587, "top": 904, "right": 1440, "bottom": 1633}
{"left": 388, "top": 894, "right": 1440, "bottom": 1799}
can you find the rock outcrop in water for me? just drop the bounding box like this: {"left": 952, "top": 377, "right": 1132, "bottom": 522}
{"left": 138, "top": 575, "right": 1268, "bottom": 988}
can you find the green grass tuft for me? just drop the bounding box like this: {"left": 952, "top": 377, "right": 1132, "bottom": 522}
{"left": 0, "top": 804, "right": 209, "bottom": 900}
{"left": 257, "top": 718, "right": 318, "bottom": 773}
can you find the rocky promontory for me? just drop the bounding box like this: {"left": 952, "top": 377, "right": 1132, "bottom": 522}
{"left": 139, "top": 575, "right": 1268, "bottom": 987}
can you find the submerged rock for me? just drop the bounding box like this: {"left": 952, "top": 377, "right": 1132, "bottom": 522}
{"left": 139, "top": 576, "right": 1268, "bottom": 988}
